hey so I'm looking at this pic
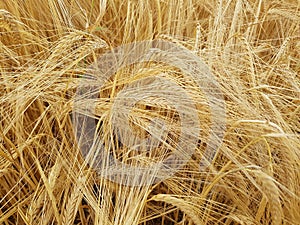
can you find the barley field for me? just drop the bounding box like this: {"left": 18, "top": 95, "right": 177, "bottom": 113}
{"left": 0, "top": 0, "right": 299, "bottom": 225}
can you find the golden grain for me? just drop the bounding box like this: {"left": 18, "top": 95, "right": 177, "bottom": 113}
{"left": 0, "top": 0, "right": 299, "bottom": 225}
